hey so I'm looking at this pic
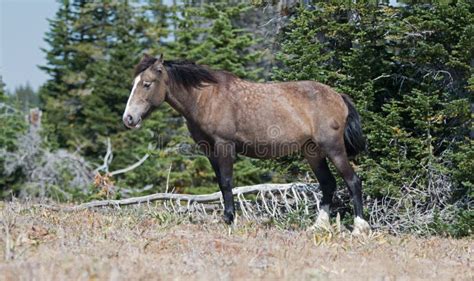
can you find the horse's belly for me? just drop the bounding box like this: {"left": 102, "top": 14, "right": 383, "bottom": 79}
{"left": 235, "top": 140, "right": 306, "bottom": 159}
{"left": 232, "top": 121, "right": 313, "bottom": 158}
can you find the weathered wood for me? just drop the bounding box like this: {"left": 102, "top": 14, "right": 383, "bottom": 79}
{"left": 42, "top": 183, "right": 314, "bottom": 212}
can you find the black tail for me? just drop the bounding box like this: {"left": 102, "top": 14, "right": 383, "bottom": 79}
{"left": 341, "top": 94, "right": 366, "bottom": 157}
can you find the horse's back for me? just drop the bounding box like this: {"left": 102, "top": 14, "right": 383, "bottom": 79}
{"left": 227, "top": 79, "right": 347, "bottom": 126}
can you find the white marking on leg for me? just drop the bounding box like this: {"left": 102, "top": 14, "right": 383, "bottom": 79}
{"left": 311, "top": 204, "right": 331, "bottom": 231}
{"left": 124, "top": 75, "right": 141, "bottom": 117}
{"left": 317, "top": 204, "right": 330, "bottom": 223}
{"left": 353, "top": 216, "right": 371, "bottom": 236}
{"left": 320, "top": 204, "right": 330, "bottom": 216}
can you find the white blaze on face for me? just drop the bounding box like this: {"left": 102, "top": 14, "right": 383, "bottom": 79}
{"left": 124, "top": 75, "right": 141, "bottom": 118}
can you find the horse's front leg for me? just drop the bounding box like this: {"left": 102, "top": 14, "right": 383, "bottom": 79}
{"left": 209, "top": 141, "right": 236, "bottom": 224}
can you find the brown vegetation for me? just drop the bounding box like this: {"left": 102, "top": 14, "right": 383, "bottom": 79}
{"left": 0, "top": 202, "right": 472, "bottom": 281}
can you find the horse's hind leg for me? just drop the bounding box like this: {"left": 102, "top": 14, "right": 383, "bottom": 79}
{"left": 325, "top": 145, "right": 370, "bottom": 235}
{"left": 305, "top": 152, "right": 336, "bottom": 231}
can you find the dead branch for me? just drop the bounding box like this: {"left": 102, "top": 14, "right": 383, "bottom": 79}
{"left": 41, "top": 183, "right": 316, "bottom": 212}
{"left": 93, "top": 139, "right": 152, "bottom": 176}
{"left": 109, "top": 152, "right": 150, "bottom": 176}
{"left": 93, "top": 138, "right": 113, "bottom": 174}
{"left": 1, "top": 108, "right": 94, "bottom": 198}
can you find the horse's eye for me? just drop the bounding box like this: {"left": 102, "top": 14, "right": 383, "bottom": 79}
{"left": 143, "top": 81, "right": 152, "bottom": 88}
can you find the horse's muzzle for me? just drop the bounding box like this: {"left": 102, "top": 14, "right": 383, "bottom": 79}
{"left": 123, "top": 114, "right": 142, "bottom": 129}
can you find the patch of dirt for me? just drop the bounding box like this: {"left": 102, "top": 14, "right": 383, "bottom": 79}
{"left": 0, "top": 202, "right": 472, "bottom": 280}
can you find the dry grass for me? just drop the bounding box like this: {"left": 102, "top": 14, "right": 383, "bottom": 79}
{"left": 0, "top": 201, "right": 472, "bottom": 281}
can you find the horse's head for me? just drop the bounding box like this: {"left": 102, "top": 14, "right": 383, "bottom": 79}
{"left": 123, "top": 54, "right": 168, "bottom": 129}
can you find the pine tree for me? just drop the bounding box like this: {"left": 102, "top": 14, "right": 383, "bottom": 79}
{"left": 171, "top": 3, "right": 263, "bottom": 80}
{"left": 11, "top": 83, "right": 39, "bottom": 113}
{"left": 81, "top": 1, "right": 143, "bottom": 146}
{"left": 272, "top": 1, "right": 473, "bottom": 235}
{"left": 154, "top": 2, "right": 270, "bottom": 192}
{"left": 0, "top": 77, "right": 28, "bottom": 195}
{"left": 41, "top": 0, "right": 129, "bottom": 149}
{"left": 140, "top": 0, "right": 171, "bottom": 50}
{"left": 0, "top": 76, "right": 6, "bottom": 101}
{"left": 81, "top": 1, "right": 173, "bottom": 192}
{"left": 39, "top": 0, "right": 77, "bottom": 147}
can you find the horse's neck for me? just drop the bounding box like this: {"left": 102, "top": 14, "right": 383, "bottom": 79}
{"left": 165, "top": 87, "right": 200, "bottom": 121}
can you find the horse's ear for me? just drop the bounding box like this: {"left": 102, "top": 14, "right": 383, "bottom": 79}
{"left": 153, "top": 54, "right": 165, "bottom": 73}
{"left": 140, "top": 53, "right": 152, "bottom": 63}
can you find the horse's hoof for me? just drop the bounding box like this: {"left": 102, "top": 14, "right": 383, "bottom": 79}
{"left": 223, "top": 212, "right": 234, "bottom": 225}
{"left": 352, "top": 217, "right": 370, "bottom": 236}
{"left": 309, "top": 220, "right": 333, "bottom": 233}
{"left": 309, "top": 207, "right": 332, "bottom": 232}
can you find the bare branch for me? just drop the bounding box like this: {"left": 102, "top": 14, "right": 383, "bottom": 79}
{"left": 93, "top": 138, "right": 113, "bottom": 174}
{"left": 165, "top": 163, "right": 172, "bottom": 193}
{"left": 109, "top": 143, "right": 153, "bottom": 176}
{"left": 373, "top": 74, "right": 391, "bottom": 81}
{"left": 40, "top": 183, "right": 317, "bottom": 212}
{"left": 109, "top": 154, "right": 149, "bottom": 176}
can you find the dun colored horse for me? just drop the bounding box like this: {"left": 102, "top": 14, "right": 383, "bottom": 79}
{"left": 123, "top": 54, "right": 370, "bottom": 235}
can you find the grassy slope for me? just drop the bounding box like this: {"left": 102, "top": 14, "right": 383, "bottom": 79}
{"left": 0, "top": 202, "right": 472, "bottom": 280}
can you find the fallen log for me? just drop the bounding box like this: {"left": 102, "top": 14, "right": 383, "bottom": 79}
{"left": 42, "top": 183, "right": 317, "bottom": 212}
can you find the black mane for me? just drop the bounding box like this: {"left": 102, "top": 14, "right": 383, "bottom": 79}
{"left": 134, "top": 56, "right": 219, "bottom": 90}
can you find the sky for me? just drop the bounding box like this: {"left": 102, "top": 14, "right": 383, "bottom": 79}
{"left": 0, "top": 0, "right": 58, "bottom": 93}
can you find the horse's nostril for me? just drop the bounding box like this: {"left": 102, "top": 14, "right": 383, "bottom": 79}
{"left": 126, "top": 114, "right": 133, "bottom": 125}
